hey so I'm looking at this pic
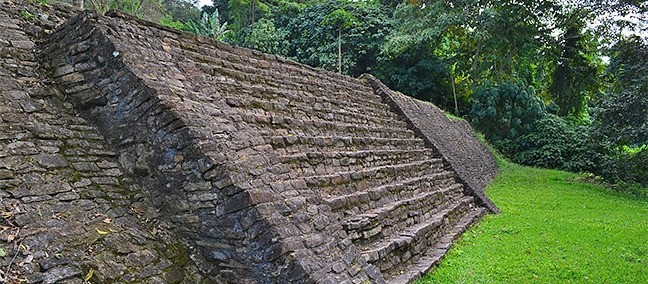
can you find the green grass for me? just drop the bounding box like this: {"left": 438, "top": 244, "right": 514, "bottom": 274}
{"left": 443, "top": 111, "right": 466, "bottom": 122}
{"left": 20, "top": 10, "right": 35, "bottom": 20}
{"left": 418, "top": 161, "right": 648, "bottom": 284}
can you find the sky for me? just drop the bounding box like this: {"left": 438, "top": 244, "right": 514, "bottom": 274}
{"left": 197, "top": 0, "right": 211, "bottom": 8}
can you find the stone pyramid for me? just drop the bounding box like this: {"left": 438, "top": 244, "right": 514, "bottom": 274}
{"left": 0, "top": 2, "right": 497, "bottom": 283}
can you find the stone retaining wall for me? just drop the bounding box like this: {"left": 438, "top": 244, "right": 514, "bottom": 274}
{"left": 0, "top": 2, "right": 202, "bottom": 283}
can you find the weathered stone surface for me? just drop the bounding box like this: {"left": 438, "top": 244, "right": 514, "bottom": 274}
{"left": 10, "top": 39, "right": 34, "bottom": 49}
{"left": 42, "top": 266, "right": 82, "bottom": 284}
{"left": 34, "top": 153, "right": 69, "bottom": 168}
{"left": 362, "top": 74, "right": 499, "bottom": 213}
{"left": 39, "top": 256, "right": 70, "bottom": 270}
{"left": 0, "top": 2, "right": 203, "bottom": 284}
{"left": 0, "top": 1, "right": 497, "bottom": 283}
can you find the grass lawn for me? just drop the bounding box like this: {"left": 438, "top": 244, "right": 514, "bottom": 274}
{"left": 418, "top": 161, "right": 648, "bottom": 283}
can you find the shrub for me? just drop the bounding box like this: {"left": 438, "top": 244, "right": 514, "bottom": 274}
{"left": 470, "top": 81, "right": 545, "bottom": 141}
{"left": 601, "top": 146, "right": 648, "bottom": 187}
{"left": 160, "top": 14, "right": 187, "bottom": 31}
{"left": 511, "top": 114, "right": 601, "bottom": 173}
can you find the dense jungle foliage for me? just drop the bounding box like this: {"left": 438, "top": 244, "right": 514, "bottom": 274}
{"left": 63, "top": 0, "right": 647, "bottom": 189}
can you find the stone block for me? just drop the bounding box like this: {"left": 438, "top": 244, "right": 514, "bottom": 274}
{"left": 10, "top": 40, "right": 34, "bottom": 50}
{"left": 53, "top": 64, "right": 74, "bottom": 77}
{"left": 34, "top": 153, "right": 68, "bottom": 168}
{"left": 42, "top": 266, "right": 81, "bottom": 284}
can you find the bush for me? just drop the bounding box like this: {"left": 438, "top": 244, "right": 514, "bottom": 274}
{"left": 601, "top": 146, "right": 648, "bottom": 187}
{"left": 511, "top": 114, "right": 602, "bottom": 173}
{"left": 160, "top": 14, "right": 187, "bottom": 30}
{"left": 470, "top": 81, "right": 545, "bottom": 141}
{"left": 501, "top": 114, "right": 646, "bottom": 188}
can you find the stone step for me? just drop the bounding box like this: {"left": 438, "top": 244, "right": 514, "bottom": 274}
{"left": 302, "top": 159, "right": 445, "bottom": 198}
{"left": 0, "top": 128, "right": 32, "bottom": 141}
{"left": 232, "top": 77, "right": 390, "bottom": 115}
{"left": 224, "top": 95, "right": 404, "bottom": 129}
{"left": 193, "top": 52, "right": 390, "bottom": 111}
{"left": 360, "top": 197, "right": 477, "bottom": 276}
{"left": 341, "top": 183, "right": 465, "bottom": 244}
{"left": 326, "top": 173, "right": 458, "bottom": 214}
{"left": 264, "top": 135, "right": 428, "bottom": 155}
{"left": 266, "top": 82, "right": 391, "bottom": 118}
{"left": 387, "top": 207, "right": 487, "bottom": 284}
{"left": 210, "top": 79, "right": 397, "bottom": 120}
{"left": 83, "top": 14, "right": 385, "bottom": 109}
{"left": 279, "top": 148, "right": 436, "bottom": 177}
{"left": 240, "top": 112, "right": 415, "bottom": 139}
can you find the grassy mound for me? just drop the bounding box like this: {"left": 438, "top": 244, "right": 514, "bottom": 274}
{"left": 419, "top": 161, "right": 648, "bottom": 283}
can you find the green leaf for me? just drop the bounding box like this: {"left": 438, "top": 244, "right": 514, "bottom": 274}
{"left": 0, "top": 247, "right": 6, "bottom": 257}
{"left": 84, "top": 268, "right": 94, "bottom": 281}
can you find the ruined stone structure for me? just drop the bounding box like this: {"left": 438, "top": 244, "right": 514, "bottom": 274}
{"left": 0, "top": 1, "right": 498, "bottom": 283}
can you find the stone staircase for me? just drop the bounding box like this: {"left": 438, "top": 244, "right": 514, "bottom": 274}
{"left": 180, "top": 23, "right": 490, "bottom": 282}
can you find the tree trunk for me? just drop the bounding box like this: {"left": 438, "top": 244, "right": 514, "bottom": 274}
{"left": 337, "top": 26, "right": 342, "bottom": 74}
{"left": 471, "top": 40, "right": 482, "bottom": 80}
{"left": 507, "top": 100, "right": 516, "bottom": 139}
{"left": 450, "top": 67, "right": 458, "bottom": 114}
{"left": 74, "top": 0, "right": 83, "bottom": 9}
{"left": 471, "top": 18, "right": 487, "bottom": 81}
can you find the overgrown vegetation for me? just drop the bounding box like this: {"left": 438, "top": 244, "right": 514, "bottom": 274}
{"left": 417, "top": 161, "right": 648, "bottom": 283}
{"left": 467, "top": 35, "right": 647, "bottom": 189}
{"left": 184, "top": 10, "right": 229, "bottom": 39}
{"left": 510, "top": 115, "right": 601, "bottom": 173}
{"left": 20, "top": 10, "right": 35, "bottom": 20}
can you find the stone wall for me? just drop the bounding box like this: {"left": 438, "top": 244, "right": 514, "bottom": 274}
{"left": 0, "top": 2, "right": 202, "bottom": 283}
{"left": 362, "top": 74, "right": 499, "bottom": 213}
{"left": 1, "top": 2, "right": 498, "bottom": 283}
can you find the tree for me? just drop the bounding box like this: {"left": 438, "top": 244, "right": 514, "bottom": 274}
{"left": 571, "top": 0, "right": 648, "bottom": 46}
{"left": 321, "top": 8, "right": 357, "bottom": 73}
{"left": 547, "top": 12, "right": 603, "bottom": 118}
{"left": 241, "top": 18, "right": 289, "bottom": 56}
{"left": 286, "top": 0, "right": 392, "bottom": 75}
{"left": 226, "top": 0, "right": 271, "bottom": 42}
{"left": 592, "top": 36, "right": 648, "bottom": 147}
{"left": 470, "top": 81, "right": 545, "bottom": 141}
{"left": 384, "top": 0, "right": 562, "bottom": 115}
{"left": 185, "top": 9, "right": 230, "bottom": 40}
{"left": 162, "top": 0, "right": 201, "bottom": 23}
{"left": 590, "top": 36, "right": 648, "bottom": 186}
{"left": 373, "top": 45, "right": 459, "bottom": 113}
